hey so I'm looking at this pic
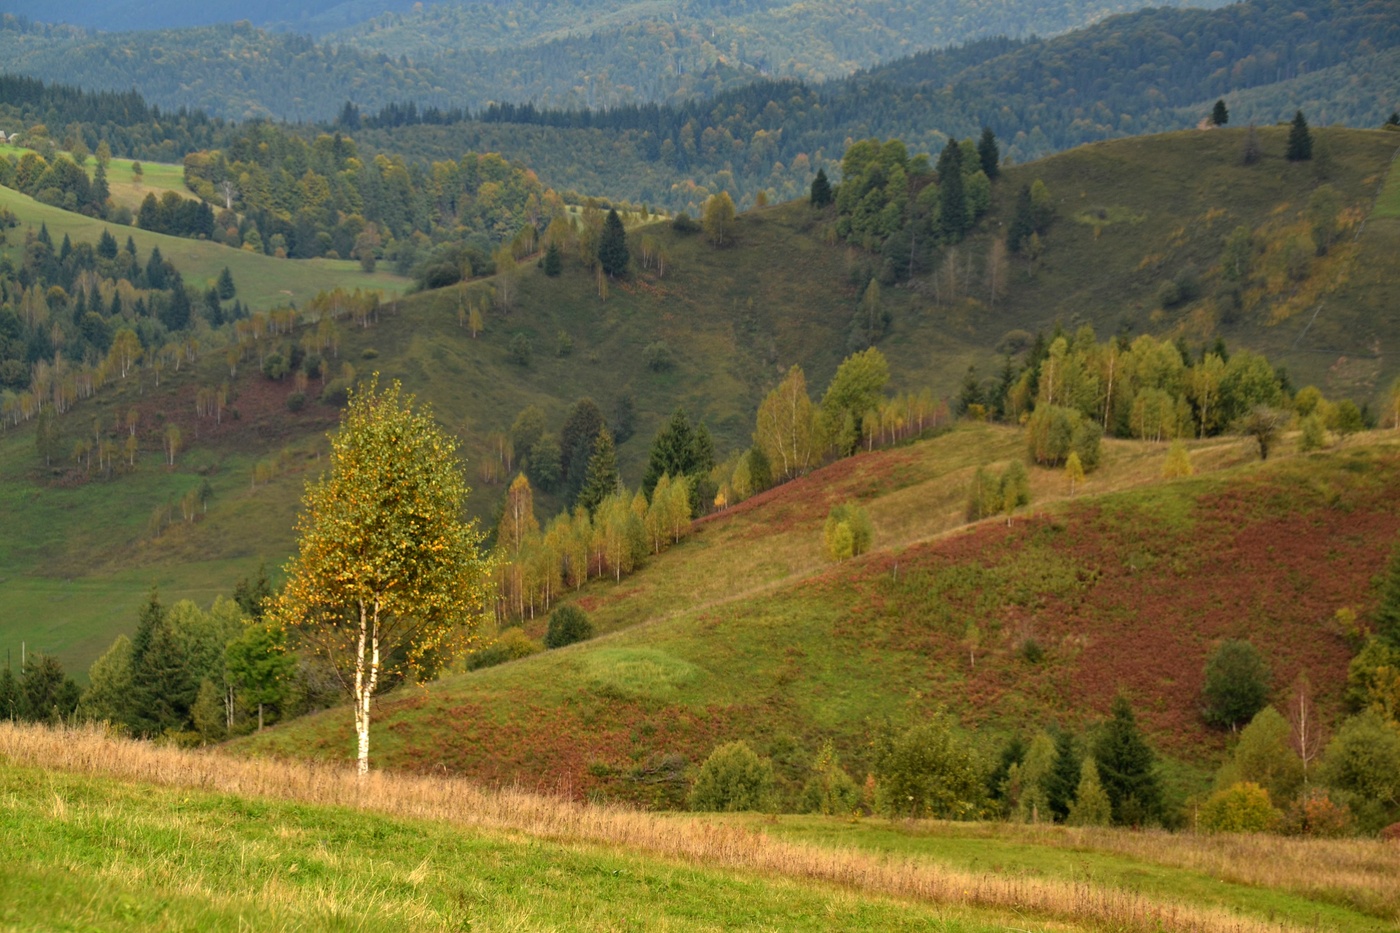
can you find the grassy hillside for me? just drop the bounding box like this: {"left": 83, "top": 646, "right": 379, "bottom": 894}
{"left": 243, "top": 425, "right": 1400, "bottom": 818}
{"left": 4, "top": 722, "right": 1395, "bottom": 932}
{"left": 1, "top": 127, "right": 1395, "bottom": 675}
{"left": 0, "top": 183, "right": 407, "bottom": 309}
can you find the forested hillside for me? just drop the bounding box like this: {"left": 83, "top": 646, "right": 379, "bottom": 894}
{"left": 0, "top": 0, "right": 1205, "bottom": 118}
{"left": 351, "top": 0, "right": 1399, "bottom": 211}
{"left": 1, "top": 0, "right": 1394, "bottom": 213}
{"left": 0, "top": 1, "right": 396, "bottom": 33}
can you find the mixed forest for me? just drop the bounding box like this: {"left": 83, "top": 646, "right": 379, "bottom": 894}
{"left": 1, "top": 0, "right": 1400, "bottom": 928}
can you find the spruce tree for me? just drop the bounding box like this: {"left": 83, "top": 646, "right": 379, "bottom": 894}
{"left": 128, "top": 587, "right": 196, "bottom": 736}
{"left": 97, "top": 228, "right": 118, "bottom": 259}
{"left": 642, "top": 408, "right": 714, "bottom": 512}
{"left": 217, "top": 266, "right": 236, "bottom": 300}
{"left": 598, "top": 209, "right": 628, "bottom": 277}
{"left": 809, "top": 168, "right": 833, "bottom": 207}
{"left": 977, "top": 127, "right": 1000, "bottom": 179}
{"left": 543, "top": 241, "right": 562, "bottom": 276}
{"left": 937, "top": 139, "right": 968, "bottom": 241}
{"left": 0, "top": 665, "right": 21, "bottom": 721}
{"left": 19, "top": 654, "right": 80, "bottom": 724}
{"left": 1045, "top": 730, "right": 1081, "bottom": 822}
{"left": 576, "top": 427, "right": 620, "bottom": 516}
{"left": 1007, "top": 185, "right": 1035, "bottom": 253}
{"left": 1211, "top": 99, "right": 1229, "bottom": 126}
{"left": 1286, "top": 111, "right": 1313, "bottom": 162}
{"left": 1094, "top": 696, "right": 1162, "bottom": 825}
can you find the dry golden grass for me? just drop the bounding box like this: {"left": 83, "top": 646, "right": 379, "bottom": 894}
{"left": 0, "top": 721, "right": 1340, "bottom": 933}
{"left": 915, "top": 821, "right": 1400, "bottom": 922}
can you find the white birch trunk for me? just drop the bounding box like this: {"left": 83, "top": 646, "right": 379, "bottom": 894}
{"left": 354, "top": 597, "right": 381, "bottom": 778}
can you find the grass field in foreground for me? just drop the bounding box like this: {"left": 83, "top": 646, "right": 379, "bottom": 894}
{"left": 8, "top": 722, "right": 1389, "bottom": 933}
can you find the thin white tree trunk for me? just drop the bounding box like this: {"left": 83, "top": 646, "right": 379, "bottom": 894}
{"left": 355, "top": 598, "right": 370, "bottom": 777}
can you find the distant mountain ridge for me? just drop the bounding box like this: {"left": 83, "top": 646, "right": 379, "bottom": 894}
{"left": 0, "top": 0, "right": 1220, "bottom": 116}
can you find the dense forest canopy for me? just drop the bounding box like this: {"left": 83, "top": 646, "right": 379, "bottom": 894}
{"left": 1, "top": 0, "right": 1396, "bottom": 214}
{"left": 0, "top": 0, "right": 1223, "bottom": 119}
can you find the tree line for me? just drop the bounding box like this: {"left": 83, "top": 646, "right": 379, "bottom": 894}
{"left": 0, "top": 572, "right": 315, "bottom": 742}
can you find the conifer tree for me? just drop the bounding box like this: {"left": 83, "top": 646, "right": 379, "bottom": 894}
{"left": 1008, "top": 185, "right": 1035, "bottom": 253}
{"left": 977, "top": 127, "right": 1000, "bottom": 179}
{"left": 642, "top": 408, "right": 706, "bottom": 500}
{"left": 577, "top": 427, "right": 620, "bottom": 516}
{"left": 809, "top": 168, "right": 833, "bottom": 207}
{"left": 19, "top": 654, "right": 80, "bottom": 724}
{"left": 217, "top": 266, "right": 236, "bottom": 300}
{"left": 937, "top": 139, "right": 968, "bottom": 241}
{"left": 0, "top": 665, "right": 19, "bottom": 721}
{"left": 1211, "top": 99, "right": 1229, "bottom": 126}
{"left": 598, "top": 209, "right": 628, "bottom": 277}
{"left": 1094, "top": 696, "right": 1162, "bottom": 825}
{"left": 1286, "top": 111, "right": 1313, "bottom": 162}
{"left": 128, "top": 587, "right": 196, "bottom": 736}
{"left": 543, "top": 241, "right": 562, "bottom": 276}
{"left": 1045, "top": 730, "right": 1081, "bottom": 821}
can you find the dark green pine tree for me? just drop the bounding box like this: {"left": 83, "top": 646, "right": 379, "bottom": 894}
{"left": 955, "top": 365, "right": 982, "bottom": 415}
{"left": 97, "top": 227, "right": 118, "bottom": 259}
{"left": 1388, "top": 112, "right": 1400, "bottom": 127}
{"left": 560, "top": 397, "right": 606, "bottom": 484}
{"left": 1211, "top": 99, "right": 1229, "bottom": 126}
{"left": 936, "top": 139, "right": 968, "bottom": 242}
{"left": 809, "top": 168, "right": 833, "bottom": 207}
{"left": 598, "top": 208, "right": 628, "bottom": 277}
{"left": 1094, "top": 696, "right": 1162, "bottom": 826}
{"left": 217, "top": 266, "right": 236, "bottom": 300}
{"left": 1007, "top": 184, "right": 1035, "bottom": 253}
{"left": 1286, "top": 111, "right": 1312, "bottom": 162}
{"left": 1045, "top": 730, "right": 1081, "bottom": 822}
{"left": 977, "top": 127, "right": 1000, "bottom": 179}
{"left": 543, "top": 241, "right": 562, "bottom": 276}
{"left": 91, "top": 161, "right": 110, "bottom": 212}
{"left": 37, "top": 222, "right": 51, "bottom": 247}
{"left": 1374, "top": 539, "right": 1400, "bottom": 647}
{"left": 145, "top": 246, "right": 167, "bottom": 289}
{"left": 576, "top": 427, "right": 620, "bottom": 516}
{"left": 19, "top": 654, "right": 80, "bottom": 724}
{"left": 0, "top": 664, "right": 21, "bottom": 721}
{"left": 641, "top": 408, "right": 715, "bottom": 513}
{"left": 128, "top": 587, "right": 196, "bottom": 737}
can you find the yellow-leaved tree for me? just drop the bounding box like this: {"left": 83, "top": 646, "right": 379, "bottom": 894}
{"left": 274, "top": 376, "right": 493, "bottom": 777}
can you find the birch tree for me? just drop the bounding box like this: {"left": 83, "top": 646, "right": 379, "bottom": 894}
{"left": 274, "top": 376, "right": 492, "bottom": 777}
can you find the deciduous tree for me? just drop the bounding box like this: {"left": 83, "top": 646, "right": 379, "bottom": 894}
{"left": 273, "top": 377, "right": 491, "bottom": 776}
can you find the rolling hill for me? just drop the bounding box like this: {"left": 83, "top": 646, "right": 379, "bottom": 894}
{"left": 239, "top": 423, "right": 1399, "bottom": 810}
{"left": 1, "top": 125, "right": 1396, "bottom": 676}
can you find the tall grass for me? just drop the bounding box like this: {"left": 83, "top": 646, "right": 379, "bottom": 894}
{"left": 0, "top": 721, "right": 1338, "bottom": 933}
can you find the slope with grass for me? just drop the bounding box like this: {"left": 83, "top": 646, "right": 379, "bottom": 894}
{"left": 2, "top": 127, "right": 1397, "bottom": 675}
{"left": 0, "top": 183, "right": 406, "bottom": 309}
{"left": 243, "top": 423, "right": 1400, "bottom": 822}
{"left": 5, "top": 721, "right": 1396, "bottom": 932}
